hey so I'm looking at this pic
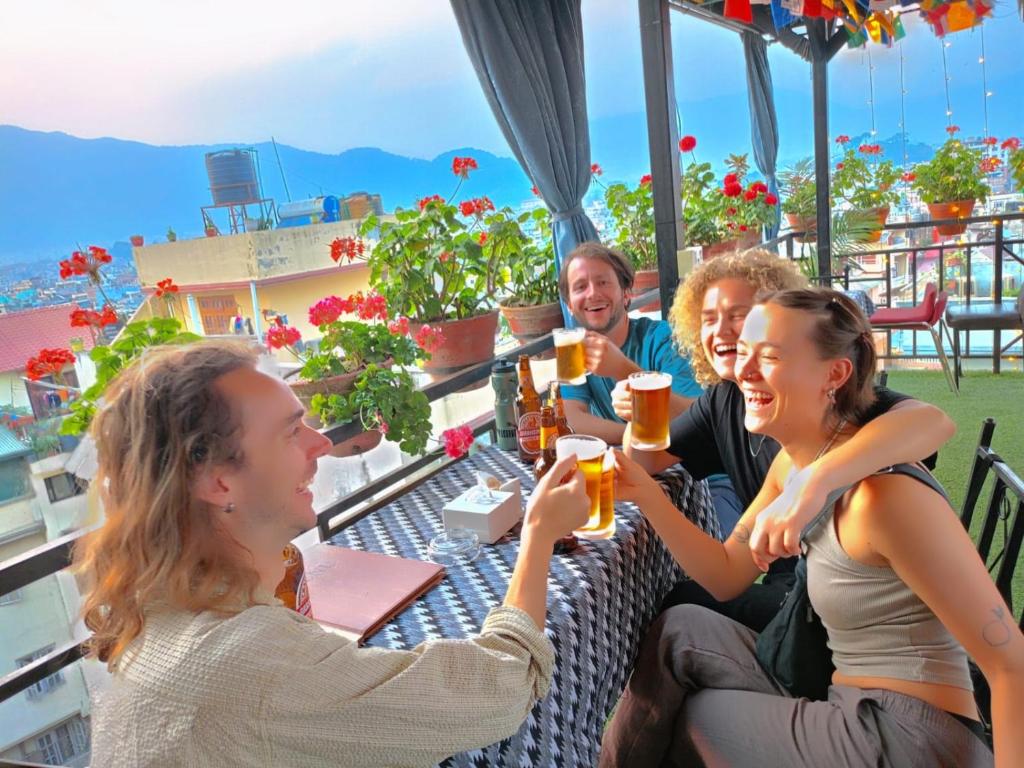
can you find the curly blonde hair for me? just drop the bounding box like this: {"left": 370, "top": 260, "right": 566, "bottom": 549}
{"left": 669, "top": 249, "right": 807, "bottom": 386}
{"left": 74, "top": 341, "right": 262, "bottom": 669}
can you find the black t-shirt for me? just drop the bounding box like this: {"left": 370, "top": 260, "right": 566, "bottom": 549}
{"left": 667, "top": 382, "right": 916, "bottom": 510}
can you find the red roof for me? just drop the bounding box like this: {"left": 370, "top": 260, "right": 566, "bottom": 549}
{"left": 0, "top": 304, "right": 96, "bottom": 374}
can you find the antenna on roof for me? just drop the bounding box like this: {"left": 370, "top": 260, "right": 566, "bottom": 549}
{"left": 271, "top": 136, "right": 292, "bottom": 203}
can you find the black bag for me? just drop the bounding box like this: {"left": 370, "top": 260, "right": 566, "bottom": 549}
{"left": 754, "top": 463, "right": 945, "bottom": 701}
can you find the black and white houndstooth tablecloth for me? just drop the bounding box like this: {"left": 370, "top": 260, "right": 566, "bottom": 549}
{"left": 328, "top": 445, "right": 716, "bottom": 768}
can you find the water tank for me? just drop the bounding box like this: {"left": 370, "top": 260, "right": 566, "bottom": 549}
{"left": 277, "top": 196, "right": 341, "bottom": 228}
{"left": 205, "top": 149, "right": 260, "bottom": 205}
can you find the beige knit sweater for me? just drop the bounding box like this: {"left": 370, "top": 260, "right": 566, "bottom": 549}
{"left": 89, "top": 600, "right": 555, "bottom": 767}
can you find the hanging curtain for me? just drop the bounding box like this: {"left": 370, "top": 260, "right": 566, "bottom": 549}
{"left": 742, "top": 31, "right": 782, "bottom": 239}
{"left": 450, "top": 0, "right": 599, "bottom": 323}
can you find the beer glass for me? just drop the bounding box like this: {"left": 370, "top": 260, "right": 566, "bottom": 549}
{"left": 553, "top": 327, "right": 587, "bottom": 385}
{"left": 598, "top": 448, "right": 616, "bottom": 539}
{"left": 629, "top": 371, "right": 672, "bottom": 451}
{"left": 556, "top": 435, "right": 613, "bottom": 539}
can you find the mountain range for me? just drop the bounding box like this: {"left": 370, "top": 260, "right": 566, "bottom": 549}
{"left": 0, "top": 120, "right": 939, "bottom": 267}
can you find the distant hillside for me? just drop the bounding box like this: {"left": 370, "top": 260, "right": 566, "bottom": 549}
{"left": 0, "top": 126, "right": 532, "bottom": 265}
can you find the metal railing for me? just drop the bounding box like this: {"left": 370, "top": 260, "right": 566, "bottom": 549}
{"left": 0, "top": 287, "right": 659, "bottom": 710}
{"left": 765, "top": 211, "right": 1024, "bottom": 368}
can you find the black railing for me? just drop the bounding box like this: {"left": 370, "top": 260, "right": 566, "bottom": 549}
{"left": 0, "top": 288, "right": 661, "bottom": 707}
{"left": 766, "top": 211, "right": 1024, "bottom": 367}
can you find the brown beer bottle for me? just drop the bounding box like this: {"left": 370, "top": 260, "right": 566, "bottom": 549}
{"left": 549, "top": 382, "right": 573, "bottom": 437}
{"left": 275, "top": 544, "right": 312, "bottom": 617}
{"left": 533, "top": 406, "right": 558, "bottom": 481}
{"left": 515, "top": 355, "right": 542, "bottom": 463}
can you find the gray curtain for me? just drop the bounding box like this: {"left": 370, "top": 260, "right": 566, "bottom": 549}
{"left": 742, "top": 31, "right": 782, "bottom": 239}
{"left": 450, "top": 0, "right": 599, "bottom": 323}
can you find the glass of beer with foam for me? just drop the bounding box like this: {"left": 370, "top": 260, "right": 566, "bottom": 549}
{"left": 556, "top": 434, "right": 613, "bottom": 539}
{"left": 628, "top": 371, "right": 672, "bottom": 451}
{"left": 598, "top": 448, "right": 616, "bottom": 539}
{"left": 553, "top": 327, "right": 587, "bottom": 385}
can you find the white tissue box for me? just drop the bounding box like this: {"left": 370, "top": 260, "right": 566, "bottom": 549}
{"left": 442, "top": 478, "right": 523, "bottom": 544}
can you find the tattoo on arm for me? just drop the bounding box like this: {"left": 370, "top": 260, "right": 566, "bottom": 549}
{"left": 732, "top": 523, "right": 751, "bottom": 545}
{"left": 982, "top": 606, "right": 1011, "bottom": 647}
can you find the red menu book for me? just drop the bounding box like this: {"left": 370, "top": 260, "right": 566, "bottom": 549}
{"left": 303, "top": 543, "right": 445, "bottom": 644}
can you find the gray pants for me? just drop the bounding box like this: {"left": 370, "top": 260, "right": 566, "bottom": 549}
{"left": 600, "top": 605, "right": 993, "bottom": 768}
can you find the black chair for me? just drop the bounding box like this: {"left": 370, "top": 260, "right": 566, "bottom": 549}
{"left": 958, "top": 418, "right": 1024, "bottom": 741}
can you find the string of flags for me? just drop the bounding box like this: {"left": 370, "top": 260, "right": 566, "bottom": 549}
{"left": 718, "top": 0, "right": 995, "bottom": 47}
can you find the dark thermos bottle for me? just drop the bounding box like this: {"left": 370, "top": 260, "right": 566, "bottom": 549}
{"left": 491, "top": 359, "right": 519, "bottom": 451}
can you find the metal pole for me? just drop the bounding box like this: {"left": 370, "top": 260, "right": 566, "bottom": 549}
{"left": 993, "top": 219, "right": 1003, "bottom": 373}
{"left": 809, "top": 21, "right": 832, "bottom": 282}
{"left": 639, "top": 0, "right": 683, "bottom": 317}
{"left": 271, "top": 136, "right": 292, "bottom": 203}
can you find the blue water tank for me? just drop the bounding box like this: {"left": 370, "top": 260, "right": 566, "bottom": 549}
{"left": 206, "top": 149, "right": 260, "bottom": 205}
{"left": 277, "top": 196, "right": 341, "bottom": 227}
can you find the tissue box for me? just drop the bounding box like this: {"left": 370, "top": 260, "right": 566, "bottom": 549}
{"left": 442, "top": 478, "right": 523, "bottom": 544}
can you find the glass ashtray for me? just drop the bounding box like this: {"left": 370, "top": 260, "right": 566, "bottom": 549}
{"left": 427, "top": 527, "right": 481, "bottom": 566}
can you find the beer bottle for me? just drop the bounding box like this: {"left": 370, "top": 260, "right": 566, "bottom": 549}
{"left": 275, "top": 544, "right": 312, "bottom": 617}
{"left": 533, "top": 406, "right": 558, "bottom": 481}
{"left": 549, "top": 382, "right": 573, "bottom": 437}
{"left": 515, "top": 355, "right": 542, "bottom": 463}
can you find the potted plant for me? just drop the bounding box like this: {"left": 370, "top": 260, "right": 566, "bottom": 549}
{"left": 692, "top": 153, "right": 776, "bottom": 261}
{"left": 832, "top": 138, "right": 900, "bottom": 242}
{"left": 130, "top": 234, "right": 144, "bottom": 247}
{"left": 1004, "top": 137, "right": 1023, "bottom": 193}
{"left": 493, "top": 206, "right": 562, "bottom": 348}
{"left": 911, "top": 126, "right": 990, "bottom": 236}
{"left": 202, "top": 211, "right": 218, "bottom": 237}
{"left": 602, "top": 167, "right": 660, "bottom": 301}
{"left": 779, "top": 158, "right": 817, "bottom": 242}
{"left": 167, "top": 226, "right": 177, "bottom": 243}
{"left": 270, "top": 291, "right": 436, "bottom": 456}
{"left": 358, "top": 156, "right": 505, "bottom": 379}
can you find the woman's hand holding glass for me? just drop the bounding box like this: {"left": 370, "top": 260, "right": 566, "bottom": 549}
{"left": 523, "top": 455, "right": 590, "bottom": 542}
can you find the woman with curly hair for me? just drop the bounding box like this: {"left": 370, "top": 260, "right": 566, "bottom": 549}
{"left": 612, "top": 249, "right": 956, "bottom": 629}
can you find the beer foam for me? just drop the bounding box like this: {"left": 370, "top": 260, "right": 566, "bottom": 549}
{"left": 555, "top": 435, "right": 606, "bottom": 462}
{"left": 553, "top": 327, "right": 585, "bottom": 347}
{"left": 629, "top": 371, "right": 672, "bottom": 390}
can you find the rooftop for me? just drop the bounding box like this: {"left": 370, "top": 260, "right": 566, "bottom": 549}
{"left": 0, "top": 304, "right": 96, "bottom": 375}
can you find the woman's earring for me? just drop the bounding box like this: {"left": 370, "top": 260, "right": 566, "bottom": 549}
{"left": 224, "top": 502, "right": 235, "bottom": 513}
{"left": 826, "top": 388, "right": 836, "bottom": 405}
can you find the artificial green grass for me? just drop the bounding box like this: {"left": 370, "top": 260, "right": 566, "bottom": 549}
{"left": 883, "top": 368, "right": 1024, "bottom": 614}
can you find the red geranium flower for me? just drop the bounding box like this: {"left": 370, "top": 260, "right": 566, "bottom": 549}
{"left": 155, "top": 277, "right": 179, "bottom": 297}
{"left": 743, "top": 189, "right": 758, "bottom": 202}
{"left": 441, "top": 424, "right": 475, "bottom": 459}
{"left": 308, "top": 296, "right": 345, "bottom": 327}
{"left": 902, "top": 172, "right": 916, "bottom": 183}
{"left": 478, "top": 232, "right": 488, "bottom": 245}
{"left": 764, "top": 193, "right": 778, "bottom": 206}
{"left": 70, "top": 308, "right": 97, "bottom": 328}
{"left": 387, "top": 317, "right": 410, "bottom": 336}
{"left": 639, "top": 174, "right": 652, "bottom": 186}
{"left": 25, "top": 348, "right": 76, "bottom": 381}
{"left": 265, "top": 324, "right": 301, "bottom": 350}
{"left": 835, "top": 135, "right": 850, "bottom": 144}
{"left": 678, "top": 135, "right": 697, "bottom": 153}
{"left": 452, "top": 156, "right": 478, "bottom": 179}
{"left": 836, "top": 162, "right": 845, "bottom": 170}
{"left": 439, "top": 251, "right": 454, "bottom": 264}
{"left": 982, "top": 136, "right": 998, "bottom": 146}
{"left": 750, "top": 181, "right": 768, "bottom": 194}
{"left": 329, "top": 237, "right": 365, "bottom": 264}
{"left": 979, "top": 156, "right": 1003, "bottom": 173}
{"left": 723, "top": 182, "right": 743, "bottom": 198}
{"left": 414, "top": 324, "right": 445, "bottom": 355}
{"left": 1001, "top": 137, "right": 1021, "bottom": 151}
{"left": 739, "top": 225, "right": 749, "bottom": 232}
{"left": 591, "top": 163, "right": 603, "bottom": 176}
{"left": 357, "top": 291, "right": 389, "bottom": 322}
{"left": 946, "top": 125, "right": 960, "bottom": 135}
{"left": 723, "top": 173, "right": 738, "bottom": 186}
{"left": 98, "top": 304, "right": 119, "bottom": 327}
{"left": 58, "top": 246, "right": 111, "bottom": 283}
{"left": 417, "top": 194, "right": 444, "bottom": 210}
{"left": 531, "top": 185, "right": 540, "bottom": 196}
{"left": 726, "top": 206, "right": 737, "bottom": 216}
{"left": 458, "top": 197, "right": 495, "bottom": 218}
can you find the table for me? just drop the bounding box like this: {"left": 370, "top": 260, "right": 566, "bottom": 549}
{"left": 328, "top": 445, "right": 715, "bottom": 767}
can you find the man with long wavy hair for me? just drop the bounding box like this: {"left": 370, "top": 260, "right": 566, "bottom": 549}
{"left": 75, "top": 340, "right": 589, "bottom": 767}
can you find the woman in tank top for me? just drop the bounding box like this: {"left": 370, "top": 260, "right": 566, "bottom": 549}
{"left": 600, "top": 287, "right": 1023, "bottom": 767}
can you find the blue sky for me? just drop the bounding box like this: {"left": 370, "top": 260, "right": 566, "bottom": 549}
{"left": 1, "top": 1, "right": 1020, "bottom": 173}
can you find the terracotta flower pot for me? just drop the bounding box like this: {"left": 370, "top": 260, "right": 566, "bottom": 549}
{"left": 411, "top": 310, "right": 499, "bottom": 389}
{"left": 701, "top": 232, "right": 760, "bottom": 262}
{"left": 632, "top": 268, "right": 662, "bottom": 312}
{"left": 863, "top": 205, "right": 890, "bottom": 243}
{"left": 130, "top": 235, "right": 144, "bottom": 247}
{"left": 205, "top": 227, "right": 218, "bottom": 238}
{"left": 289, "top": 362, "right": 388, "bottom": 457}
{"left": 784, "top": 213, "right": 817, "bottom": 243}
{"left": 928, "top": 199, "right": 975, "bottom": 236}
{"left": 499, "top": 300, "right": 563, "bottom": 359}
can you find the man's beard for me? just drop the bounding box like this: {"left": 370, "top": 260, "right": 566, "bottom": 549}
{"left": 577, "top": 302, "right": 626, "bottom": 334}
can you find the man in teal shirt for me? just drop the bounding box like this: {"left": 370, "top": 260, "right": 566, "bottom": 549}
{"left": 557, "top": 241, "right": 742, "bottom": 534}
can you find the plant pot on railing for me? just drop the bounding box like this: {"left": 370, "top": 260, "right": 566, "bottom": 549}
{"left": 130, "top": 235, "right": 144, "bottom": 247}
{"left": 205, "top": 227, "right": 218, "bottom": 238}
{"left": 632, "top": 268, "right": 662, "bottom": 312}
{"left": 784, "top": 213, "right": 817, "bottom": 243}
{"left": 928, "top": 199, "right": 975, "bottom": 237}
{"left": 701, "top": 232, "right": 760, "bottom": 262}
{"left": 289, "top": 365, "right": 387, "bottom": 458}
{"left": 499, "top": 301, "right": 562, "bottom": 358}
{"left": 863, "top": 205, "right": 890, "bottom": 243}
{"left": 410, "top": 310, "right": 499, "bottom": 389}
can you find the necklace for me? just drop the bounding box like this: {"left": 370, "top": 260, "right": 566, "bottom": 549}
{"left": 813, "top": 418, "right": 848, "bottom": 463}
{"left": 749, "top": 433, "right": 767, "bottom": 458}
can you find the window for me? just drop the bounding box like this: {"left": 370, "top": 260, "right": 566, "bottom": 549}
{"left": 0, "top": 588, "right": 23, "bottom": 605}
{"left": 0, "top": 458, "right": 31, "bottom": 504}
{"left": 34, "top": 716, "right": 90, "bottom": 765}
{"left": 44, "top": 472, "right": 85, "bottom": 504}
{"left": 16, "top": 644, "right": 65, "bottom": 699}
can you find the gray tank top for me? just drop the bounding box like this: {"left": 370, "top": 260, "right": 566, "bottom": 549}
{"left": 804, "top": 466, "right": 973, "bottom": 691}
